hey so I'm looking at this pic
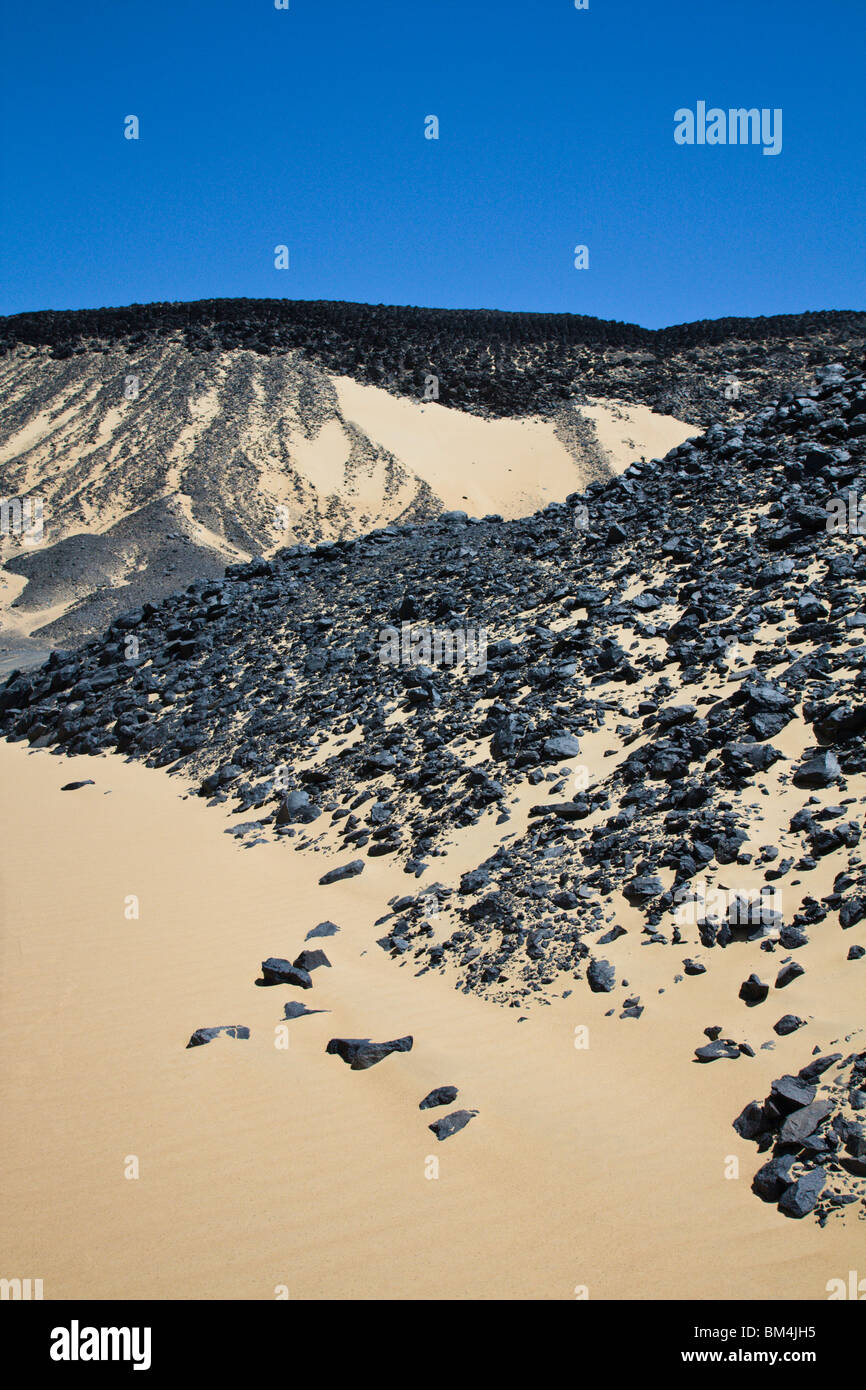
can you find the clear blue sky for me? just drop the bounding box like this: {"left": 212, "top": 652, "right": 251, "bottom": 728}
{"left": 1, "top": 0, "right": 863, "bottom": 327}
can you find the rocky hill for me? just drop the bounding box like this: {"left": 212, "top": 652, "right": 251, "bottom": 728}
{"left": 4, "top": 299, "right": 865, "bottom": 420}
{"left": 2, "top": 301, "right": 864, "bottom": 652}
{"left": 2, "top": 339, "right": 866, "bottom": 1228}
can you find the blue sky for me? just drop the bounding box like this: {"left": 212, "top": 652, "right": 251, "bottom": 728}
{"left": 1, "top": 0, "right": 864, "bottom": 327}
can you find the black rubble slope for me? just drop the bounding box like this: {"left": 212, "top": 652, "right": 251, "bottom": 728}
{"left": 2, "top": 361, "right": 865, "bottom": 1013}
{"left": 3, "top": 299, "right": 865, "bottom": 423}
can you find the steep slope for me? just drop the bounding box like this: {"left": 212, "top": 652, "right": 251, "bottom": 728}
{"left": 2, "top": 362, "right": 866, "bottom": 1241}
{"left": 0, "top": 338, "right": 694, "bottom": 647}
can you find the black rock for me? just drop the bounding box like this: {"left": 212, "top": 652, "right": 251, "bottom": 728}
{"left": 695, "top": 1039, "right": 741, "bottom": 1062}
{"left": 428, "top": 1109, "right": 478, "bottom": 1141}
{"left": 840, "top": 897, "right": 865, "bottom": 929}
{"left": 775, "top": 960, "right": 805, "bottom": 989}
{"left": 543, "top": 734, "right": 581, "bottom": 760}
{"left": 778, "top": 1168, "right": 826, "bottom": 1218}
{"left": 305, "top": 921, "right": 340, "bottom": 939}
{"left": 293, "top": 949, "right": 331, "bottom": 971}
{"left": 283, "top": 1001, "right": 327, "bottom": 1020}
{"left": 739, "top": 973, "right": 769, "bottom": 1003}
{"left": 326, "top": 1035, "right": 413, "bottom": 1069}
{"left": 187, "top": 1025, "right": 250, "bottom": 1047}
{"left": 770, "top": 1075, "right": 816, "bottom": 1111}
{"left": 624, "top": 874, "right": 663, "bottom": 905}
{"left": 752, "top": 1152, "right": 797, "bottom": 1201}
{"left": 774, "top": 1014, "right": 806, "bottom": 1036}
{"left": 792, "top": 750, "right": 841, "bottom": 789}
{"left": 260, "top": 957, "right": 313, "bottom": 989}
{"left": 61, "top": 780, "right": 95, "bottom": 791}
{"left": 797, "top": 1053, "right": 841, "bottom": 1083}
{"left": 722, "top": 742, "right": 783, "bottom": 777}
{"left": 778, "top": 1098, "right": 832, "bottom": 1144}
{"left": 587, "top": 958, "right": 616, "bottom": 993}
{"left": 733, "top": 1100, "right": 769, "bottom": 1140}
{"left": 419, "top": 1085, "right": 459, "bottom": 1110}
{"left": 319, "top": 860, "right": 365, "bottom": 885}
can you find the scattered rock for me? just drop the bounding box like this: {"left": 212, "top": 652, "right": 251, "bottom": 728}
{"left": 419, "top": 1086, "right": 459, "bottom": 1110}
{"left": 774, "top": 1015, "right": 806, "bottom": 1036}
{"left": 260, "top": 958, "right": 313, "bottom": 989}
{"left": 739, "top": 973, "right": 769, "bottom": 1004}
{"left": 187, "top": 1025, "right": 250, "bottom": 1048}
{"left": 326, "top": 1035, "right": 413, "bottom": 1069}
{"left": 319, "top": 860, "right": 365, "bottom": 885}
{"left": 587, "top": 959, "right": 616, "bottom": 993}
{"left": 428, "top": 1109, "right": 478, "bottom": 1141}
{"left": 305, "top": 921, "right": 340, "bottom": 939}
{"left": 778, "top": 1169, "right": 826, "bottom": 1219}
{"left": 293, "top": 949, "right": 331, "bottom": 972}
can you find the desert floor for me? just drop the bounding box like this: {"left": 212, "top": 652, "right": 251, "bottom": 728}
{"left": 1, "top": 738, "right": 863, "bottom": 1300}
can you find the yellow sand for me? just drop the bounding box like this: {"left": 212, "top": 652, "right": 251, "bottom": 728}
{"left": 1, "top": 738, "right": 863, "bottom": 1301}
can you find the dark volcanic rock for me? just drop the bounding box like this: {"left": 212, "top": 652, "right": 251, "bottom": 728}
{"left": 305, "top": 921, "right": 341, "bottom": 939}
{"left": 778, "top": 1168, "right": 826, "bottom": 1218}
{"left": 428, "top": 1109, "right": 478, "bottom": 1141}
{"left": 695, "top": 1039, "right": 741, "bottom": 1062}
{"left": 187, "top": 1025, "right": 250, "bottom": 1047}
{"left": 770, "top": 1075, "right": 816, "bottom": 1112}
{"left": 319, "top": 860, "right": 365, "bottom": 885}
{"left": 735, "top": 1048, "right": 866, "bottom": 1225}
{"left": 624, "top": 874, "right": 663, "bottom": 905}
{"left": 774, "top": 1015, "right": 806, "bottom": 1036}
{"left": 775, "top": 960, "right": 805, "bottom": 989}
{"left": 739, "top": 973, "right": 769, "bottom": 1004}
{"left": 792, "top": 751, "right": 841, "bottom": 789}
{"left": 419, "top": 1085, "right": 459, "bottom": 1110}
{"left": 283, "top": 1001, "right": 327, "bottom": 1020}
{"left": 293, "top": 949, "right": 331, "bottom": 972}
{"left": 326, "top": 1035, "right": 413, "bottom": 1069}
{"left": 733, "top": 1101, "right": 770, "bottom": 1141}
{"left": 587, "top": 959, "right": 616, "bottom": 993}
{"left": 260, "top": 957, "right": 313, "bottom": 989}
{"left": 752, "top": 1153, "right": 797, "bottom": 1202}
{"left": 722, "top": 743, "right": 783, "bottom": 778}
{"left": 779, "top": 1099, "right": 832, "bottom": 1144}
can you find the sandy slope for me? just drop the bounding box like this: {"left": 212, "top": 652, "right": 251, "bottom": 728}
{"left": 1, "top": 738, "right": 862, "bottom": 1301}
{"left": 332, "top": 377, "right": 694, "bottom": 521}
